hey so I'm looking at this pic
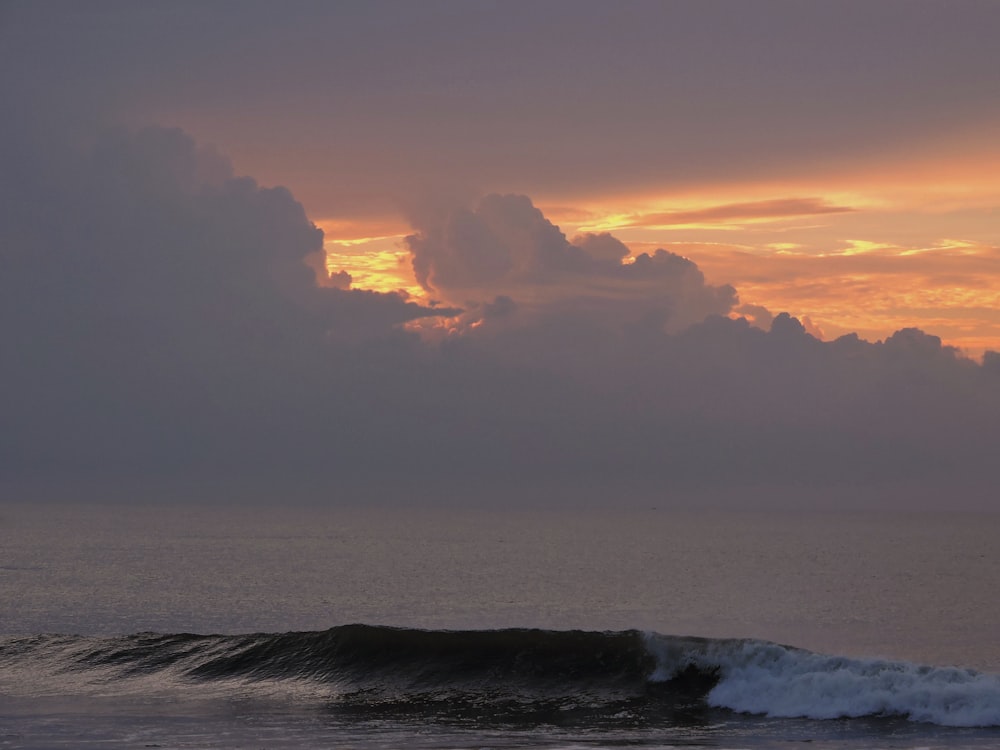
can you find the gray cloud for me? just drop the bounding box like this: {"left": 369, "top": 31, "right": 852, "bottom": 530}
{"left": 5, "top": 1, "right": 998, "bottom": 217}
{"left": 735, "top": 303, "right": 775, "bottom": 331}
{"left": 406, "top": 194, "right": 737, "bottom": 335}
{"left": 0, "top": 126, "right": 452, "bottom": 491}
{"left": 2, "top": 126, "right": 998, "bottom": 507}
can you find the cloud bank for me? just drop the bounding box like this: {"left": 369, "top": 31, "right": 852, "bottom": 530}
{"left": 3, "top": 127, "right": 998, "bottom": 507}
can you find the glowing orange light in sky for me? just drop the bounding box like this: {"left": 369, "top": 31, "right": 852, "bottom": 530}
{"left": 312, "top": 218, "right": 422, "bottom": 297}
{"left": 310, "top": 150, "right": 1000, "bottom": 356}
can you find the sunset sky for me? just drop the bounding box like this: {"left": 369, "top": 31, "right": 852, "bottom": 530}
{"left": 7, "top": 0, "right": 1000, "bottom": 352}
{"left": 2, "top": 1, "right": 999, "bottom": 504}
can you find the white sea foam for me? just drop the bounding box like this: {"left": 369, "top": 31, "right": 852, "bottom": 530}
{"left": 645, "top": 634, "right": 1000, "bottom": 727}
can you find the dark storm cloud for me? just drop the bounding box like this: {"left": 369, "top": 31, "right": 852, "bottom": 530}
{"left": 2, "top": 124, "right": 998, "bottom": 506}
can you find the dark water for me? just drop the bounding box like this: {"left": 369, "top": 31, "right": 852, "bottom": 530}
{"left": 2, "top": 503, "right": 999, "bottom": 748}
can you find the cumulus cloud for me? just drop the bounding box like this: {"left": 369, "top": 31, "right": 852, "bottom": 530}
{"left": 736, "top": 303, "right": 775, "bottom": 330}
{"left": 0, "top": 126, "right": 452, "bottom": 489}
{"left": 984, "top": 350, "right": 1000, "bottom": 375}
{"left": 327, "top": 270, "right": 354, "bottom": 290}
{"left": 400, "top": 197, "right": 1000, "bottom": 503}
{"left": 405, "top": 194, "right": 737, "bottom": 335}
{"left": 2, "top": 127, "right": 999, "bottom": 507}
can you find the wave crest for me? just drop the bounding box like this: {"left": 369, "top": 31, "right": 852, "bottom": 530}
{"left": 645, "top": 633, "right": 1000, "bottom": 727}
{"left": 1, "top": 626, "right": 998, "bottom": 727}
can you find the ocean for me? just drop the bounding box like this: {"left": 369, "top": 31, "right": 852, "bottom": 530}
{"left": 1, "top": 502, "right": 998, "bottom": 749}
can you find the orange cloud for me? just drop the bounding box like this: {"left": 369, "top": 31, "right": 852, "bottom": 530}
{"left": 520, "top": 145, "right": 1000, "bottom": 355}
{"left": 309, "top": 138, "right": 1000, "bottom": 355}
{"left": 644, "top": 239, "right": 1000, "bottom": 357}
{"left": 577, "top": 197, "right": 855, "bottom": 232}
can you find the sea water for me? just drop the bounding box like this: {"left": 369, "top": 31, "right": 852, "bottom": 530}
{"left": 1, "top": 501, "right": 998, "bottom": 749}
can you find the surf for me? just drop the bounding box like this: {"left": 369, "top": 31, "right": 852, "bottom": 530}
{"left": 2, "top": 625, "right": 998, "bottom": 728}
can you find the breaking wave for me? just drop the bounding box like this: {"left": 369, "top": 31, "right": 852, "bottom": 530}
{"left": 1, "top": 625, "right": 998, "bottom": 727}
{"left": 645, "top": 633, "right": 1000, "bottom": 727}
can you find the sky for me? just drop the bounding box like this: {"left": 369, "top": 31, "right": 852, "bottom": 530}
{"left": 2, "top": 1, "right": 999, "bottom": 507}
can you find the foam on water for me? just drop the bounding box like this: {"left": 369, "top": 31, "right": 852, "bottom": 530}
{"left": 645, "top": 633, "right": 1000, "bottom": 727}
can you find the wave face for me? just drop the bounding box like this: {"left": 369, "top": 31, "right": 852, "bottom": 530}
{"left": 1, "top": 625, "right": 998, "bottom": 728}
